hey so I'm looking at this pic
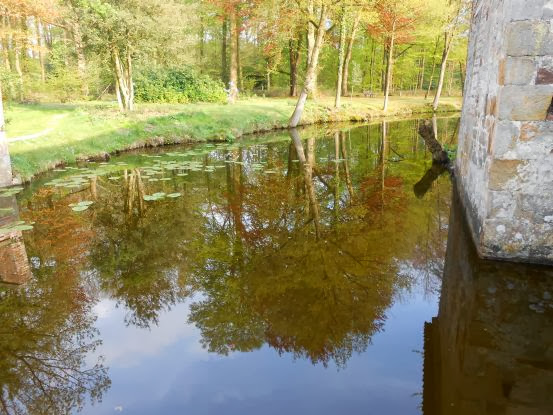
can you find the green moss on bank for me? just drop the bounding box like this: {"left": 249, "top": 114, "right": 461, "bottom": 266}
{"left": 6, "top": 96, "right": 462, "bottom": 182}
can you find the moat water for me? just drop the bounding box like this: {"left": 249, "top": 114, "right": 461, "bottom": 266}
{"left": 0, "top": 118, "right": 551, "bottom": 415}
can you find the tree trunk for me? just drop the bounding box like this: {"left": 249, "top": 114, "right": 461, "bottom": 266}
{"left": 9, "top": 16, "right": 23, "bottom": 94}
{"left": 447, "top": 62, "right": 454, "bottom": 96}
{"left": 221, "top": 17, "right": 228, "bottom": 86}
{"left": 289, "top": 5, "right": 327, "bottom": 128}
{"left": 228, "top": 8, "right": 239, "bottom": 104}
{"left": 13, "top": 25, "right": 23, "bottom": 100}
{"left": 36, "top": 19, "right": 46, "bottom": 82}
{"left": 335, "top": 8, "right": 347, "bottom": 108}
{"left": 112, "top": 46, "right": 133, "bottom": 111}
{"left": 418, "top": 50, "right": 426, "bottom": 93}
{"left": 0, "top": 81, "right": 4, "bottom": 131}
{"left": 71, "top": 19, "right": 88, "bottom": 96}
{"left": 289, "top": 36, "right": 302, "bottom": 97}
{"left": 237, "top": 26, "right": 243, "bottom": 91}
{"left": 369, "top": 40, "right": 376, "bottom": 93}
{"left": 383, "top": 27, "right": 395, "bottom": 112}
{"left": 199, "top": 24, "right": 205, "bottom": 72}
{"left": 2, "top": 15, "right": 10, "bottom": 71}
{"left": 306, "top": 0, "right": 318, "bottom": 98}
{"left": 459, "top": 61, "right": 465, "bottom": 93}
{"left": 432, "top": 33, "right": 452, "bottom": 111}
{"left": 63, "top": 29, "right": 69, "bottom": 67}
{"left": 381, "top": 43, "right": 387, "bottom": 92}
{"left": 425, "top": 37, "right": 440, "bottom": 99}
{"left": 341, "top": 14, "right": 361, "bottom": 97}
{"left": 126, "top": 48, "right": 134, "bottom": 111}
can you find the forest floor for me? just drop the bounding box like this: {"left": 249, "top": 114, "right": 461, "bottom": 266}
{"left": 4, "top": 96, "right": 462, "bottom": 182}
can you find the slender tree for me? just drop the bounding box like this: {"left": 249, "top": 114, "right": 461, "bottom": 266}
{"left": 334, "top": 4, "right": 347, "bottom": 108}
{"left": 432, "top": 0, "right": 468, "bottom": 110}
{"left": 341, "top": 13, "right": 361, "bottom": 97}
{"left": 289, "top": 1, "right": 330, "bottom": 127}
{"left": 368, "top": 0, "right": 424, "bottom": 111}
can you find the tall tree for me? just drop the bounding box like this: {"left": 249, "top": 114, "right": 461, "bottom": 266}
{"left": 341, "top": 12, "right": 361, "bottom": 97}
{"left": 79, "top": 0, "right": 171, "bottom": 111}
{"left": 431, "top": 0, "right": 468, "bottom": 110}
{"left": 289, "top": 0, "right": 334, "bottom": 127}
{"left": 368, "top": 0, "right": 424, "bottom": 111}
{"left": 334, "top": 4, "right": 346, "bottom": 108}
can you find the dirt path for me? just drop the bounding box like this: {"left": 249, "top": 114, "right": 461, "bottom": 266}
{"left": 7, "top": 114, "right": 69, "bottom": 143}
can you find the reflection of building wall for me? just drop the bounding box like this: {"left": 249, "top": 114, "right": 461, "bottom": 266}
{"left": 424, "top": 189, "right": 553, "bottom": 415}
{"left": 0, "top": 230, "right": 31, "bottom": 284}
{"left": 0, "top": 194, "right": 30, "bottom": 285}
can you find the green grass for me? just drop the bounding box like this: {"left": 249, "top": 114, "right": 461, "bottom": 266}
{"left": 5, "top": 96, "right": 462, "bottom": 181}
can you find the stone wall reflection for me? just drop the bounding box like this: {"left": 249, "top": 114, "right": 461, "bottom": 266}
{"left": 0, "top": 195, "right": 31, "bottom": 285}
{"left": 423, "top": 188, "right": 553, "bottom": 414}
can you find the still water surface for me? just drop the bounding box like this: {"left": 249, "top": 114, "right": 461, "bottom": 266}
{"left": 0, "top": 118, "right": 552, "bottom": 415}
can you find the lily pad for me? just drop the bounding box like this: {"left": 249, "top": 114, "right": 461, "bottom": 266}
{"left": 144, "top": 192, "right": 166, "bottom": 202}
{"left": 9, "top": 224, "right": 34, "bottom": 231}
{"left": 0, "top": 221, "right": 34, "bottom": 234}
{"left": 71, "top": 205, "right": 90, "bottom": 212}
{"left": 167, "top": 193, "right": 182, "bottom": 198}
{"left": 70, "top": 201, "right": 94, "bottom": 208}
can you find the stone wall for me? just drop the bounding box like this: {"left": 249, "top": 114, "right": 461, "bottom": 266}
{"left": 457, "top": 0, "right": 553, "bottom": 264}
{"left": 0, "top": 132, "right": 13, "bottom": 188}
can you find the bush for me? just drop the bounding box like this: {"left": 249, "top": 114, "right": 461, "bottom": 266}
{"left": 134, "top": 67, "right": 226, "bottom": 104}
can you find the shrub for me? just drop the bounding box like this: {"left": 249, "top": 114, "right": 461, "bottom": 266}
{"left": 134, "top": 67, "right": 226, "bottom": 104}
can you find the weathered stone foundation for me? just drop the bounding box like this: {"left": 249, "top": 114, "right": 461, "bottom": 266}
{"left": 457, "top": 0, "right": 553, "bottom": 264}
{"left": 0, "top": 132, "right": 13, "bottom": 188}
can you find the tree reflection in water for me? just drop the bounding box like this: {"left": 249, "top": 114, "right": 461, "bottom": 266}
{"left": 0, "top": 266, "right": 109, "bottom": 414}
{"left": 1, "top": 118, "right": 458, "bottom": 412}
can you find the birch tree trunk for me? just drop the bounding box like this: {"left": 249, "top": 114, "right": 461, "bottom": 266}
{"left": 335, "top": 8, "right": 347, "bottom": 108}
{"left": 432, "top": 33, "right": 452, "bottom": 111}
{"left": 112, "top": 46, "right": 133, "bottom": 111}
{"left": 306, "top": 0, "right": 318, "bottom": 98}
{"left": 228, "top": 8, "right": 239, "bottom": 104}
{"left": 341, "top": 14, "right": 361, "bottom": 97}
{"left": 289, "top": 5, "right": 327, "bottom": 128}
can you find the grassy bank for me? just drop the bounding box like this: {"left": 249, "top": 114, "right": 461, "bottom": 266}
{"left": 5, "top": 96, "right": 462, "bottom": 182}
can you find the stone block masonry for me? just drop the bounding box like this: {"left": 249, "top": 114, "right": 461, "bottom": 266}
{"left": 457, "top": 0, "right": 553, "bottom": 264}
{"left": 0, "top": 132, "right": 13, "bottom": 188}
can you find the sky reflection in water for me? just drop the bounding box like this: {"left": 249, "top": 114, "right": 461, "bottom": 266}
{"left": 1, "top": 117, "right": 551, "bottom": 415}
